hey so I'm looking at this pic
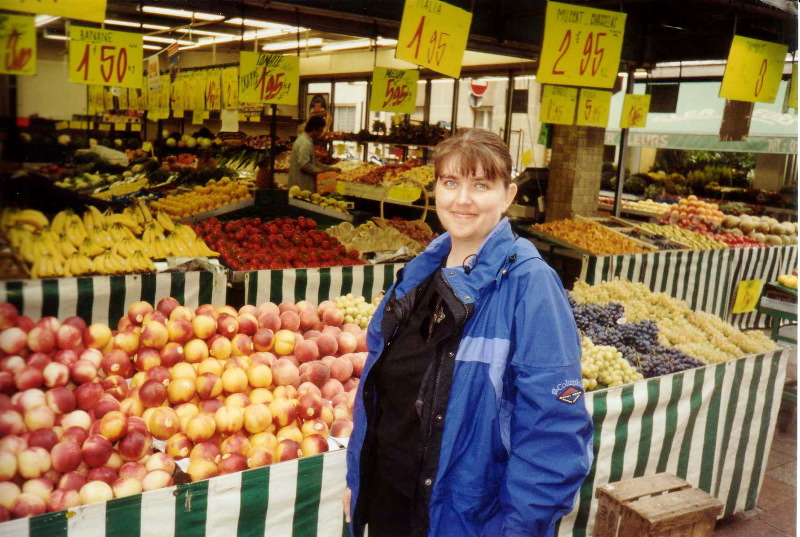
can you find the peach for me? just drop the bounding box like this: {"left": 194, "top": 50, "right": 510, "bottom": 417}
{"left": 140, "top": 320, "right": 169, "bottom": 349}
{"left": 336, "top": 332, "right": 358, "bottom": 355}
{"left": 239, "top": 305, "right": 259, "bottom": 317}
{"left": 28, "top": 427, "right": 58, "bottom": 451}
{"left": 73, "top": 382, "right": 103, "bottom": 412}
{"left": 12, "top": 492, "right": 46, "bottom": 518}
{"left": 47, "top": 488, "right": 81, "bottom": 512}
{"left": 224, "top": 393, "right": 250, "bottom": 409}
{"left": 272, "top": 385, "right": 298, "bottom": 400}
{"left": 128, "top": 301, "right": 155, "bottom": 325}
{"left": 69, "top": 359, "right": 97, "bottom": 384}
{"left": 138, "top": 379, "right": 167, "bottom": 408}
{"left": 187, "top": 458, "right": 218, "bottom": 482}
{"left": 169, "top": 306, "right": 195, "bottom": 322}
{"left": 271, "top": 358, "right": 299, "bottom": 387}
{"left": 230, "top": 334, "right": 254, "bottom": 357}
{"left": 118, "top": 430, "right": 152, "bottom": 462}
{"left": 279, "top": 311, "right": 300, "bottom": 332}
{"left": 79, "top": 480, "right": 113, "bottom": 504}
{"left": 183, "top": 339, "right": 209, "bottom": 364}
{"left": 165, "top": 433, "right": 193, "bottom": 460}
{"left": 220, "top": 433, "right": 251, "bottom": 457}
{"left": 214, "top": 406, "right": 244, "bottom": 435}
{"left": 190, "top": 441, "right": 221, "bottom": 463}
{"left": 297, "top": 392, "right": 323, "bottom": 419}
{"left": 258, "top": 302, "right": 280, "bottom": 316}
{"left": 102, "top": 375, "right": 130, "bottom": 400}
{"left": 118, "top": 461, "right": 147, "bottom": 480}
{"left": 298, "top": 310, "right": 320, "bottom": 332}
{"left": 216, "top": 314, "right": 239, "bottom": 339}
{"left": 217, "top": 453, "right": 247, "bottom": 475}
{"left": 349, "top": 352, "right": 367, "bottom": 377}
{"left": 305, "top": 362, "right": 330, "bottom": 388}
{"left": 82, "top": 434, "right": 112, "bottom": 468}
{"left": 316, "top": 333, "right": 338, "bottom": 357}
{"left": 1, "top": 355, "right": 25, "bottom": 375}
{"left": 195, "top": 373, "right": 222, "bottom": 400}
{"left": 329, "top": 356, "right": 354, "bottom": 383}
{"left": 249, "top": 388, "right": 274, "bottom": 405}
{"left": 243, "top": 403, "right": 272, "bottom": 434}
{"left": 27, "top": 352, "right": 52, "bottom": 371}
{"left": 268, "top": 398, "right": 297, "bottom": 428}
{"left": 84, "top": 324, "right": 112, "bottom": 349}
{"left": 79, "top": 348, "right": 103, "bottom": 369}
{"left": 87, "top": 466, "right": 118, "bottom": 486}
{"left": 257, "top": 311, "right": 281, "bottom": 332}
{"left": 101, "top": 349, "right": 133, "bottom": 378}
{"left": 252, "top": 328, "right": 275, "bottom": 352}
{"left": 119, "top": 397, "right": 144, "bottom": 418}
{"left": 301, "top": 418, "right": 329, "bottom": 439}
{"left": 0, "top": 303, "right": 19, "bottom": 331}
{"left": 167, "top": 377, "right": 196, "bottom": 405}
{"left": 159, "top": 342, "right": 184, "bottom": 368}
{"left": 167, "top": 318, "right": 194, "bottom": 345}
{"left": 246, "top": 447, "right": 273, "bottom": 469}
{"left": 60, "top": 409, "right": 92, "bottom": 431}
{"left": 295, "top": 340, "right": 319, "bottom": 364}
{"left": 237, "top": 313, "right": 258, "bottom": 336}
{"left": 142, "top": 311, "right": 167, "bottom": 326}
{"left": 57, "top": 324, "right": 83, "bottom": 350}
{"left": 0, "top": 450, "right": 16, "bottom": 481}
{"left": 320, "top": 378, "right": 344, "bottom": 401}
{"left": 112, "top": 330, "right": 140, "bottom": 355}
{"left": 330, "top": 418, "right": 354, "bottom": 438}
{"left": 16, "top": 315, "right": 34, "bottom": 333}
{"left": 246, "top": 363, "right": 272, "bottom": 389}
{"left": 322, "top": 308, "right": 344, "bottom": 327}
{"left": 22, "top": 477, "right": 54, "bottom": 503}
{"left": 278, "top": 302, "right": 299, "bottom": 314}
{"left": 148, "top": 407, "right": 180, "bottom": 440}
{"left": 275, "top": 439, "right": 302, "bottom": 462}
{"left": 27, "top": 326, "right": 56, "bottom": 353}
{"left": 192, "top": 315, "right": 217, "bottom": 340}
{"left": 141, "top": 469, "right": 173, "bottom": 491}
{"left": 25, "top": 404, "right": 56, "bottom": 431}
{"left": 0, "top": 372, "right": 12, "bottom": 395}
{"left": 221, "top": 368, "right": 248, "bottom": 394}
{"left": 300, "top": 434, "right": 329, "bottom": 456}
{"left": 98, "top": 411, "right": 128, "bottom": 443}
{"left": 208, "top": 335, "right": 232, "bottom": 360}
{"left": 94, "top": 393, "right": 122, "bottom": 419}
{"left": 297, "top": 382, "right": 322, "bottom": 397}
{"left": 250, "top": 352, "right": 276, "bottom": 367}
{"left": 133, "top": 347, "right": 161, "bottom": 372}
{"left": 250, "top": 432, "right": 278, "bottom": 453}
{"left": 112, "top": 476, "right": 143, "bottom": 498}
{"left": 16, "top": 366, "right": 44, "bottom": 391}
{"left": 0, "top": 327, "right": 27, "bottom": 354}
{"left": 0, "top": 481, "right": 20, "bottom": 509}
{"left": 145, "top": 452, "right": 175, "bottom": 475}
{"left": 156, "top": 297, "right": 181, "bottom": 318}
{"left": 185, "top": 413, "right": 216, "bottom": 443}
{"left": 356, "top": 332, "right": 368, "bottom": 353}
{"left": 58, "top": 472, "right": 87, "bottom": 491}
{"left": 321, "top": 325, "right": 342, "bottom": 338}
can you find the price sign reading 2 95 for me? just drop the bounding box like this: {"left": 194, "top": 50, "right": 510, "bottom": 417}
{"left": 68, "top": 26, "right": 142, "bottom": 89}
{"left": 396, "top": 0, "right": 472, "bottom": 79}
{"left": 537, "top": 1, "right": 626, "bottom": 89}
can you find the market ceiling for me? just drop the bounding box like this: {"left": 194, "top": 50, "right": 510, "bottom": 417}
{"left": 96, "top": 0, "right": 798, "bottom": 67}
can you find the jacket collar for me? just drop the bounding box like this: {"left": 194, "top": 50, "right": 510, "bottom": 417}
{"left": 395, "top": 218, "right": 530, "bottom": 307}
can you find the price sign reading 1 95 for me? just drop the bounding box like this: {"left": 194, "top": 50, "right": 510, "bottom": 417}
{"left": 239, "top": 52, "right": 298, "bottom": 106}
{"left": 537, "top": 1, "right": 626, "bottom": 89}
{"left": 396, "top": 0, "right": 472, "bottom": 79}
{"left": 69, "top": 26, "right": 142, "bottom": 89}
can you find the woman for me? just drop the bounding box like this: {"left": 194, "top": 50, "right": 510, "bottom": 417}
{"left": 344, "top": 129, "right": 593, "bottom": 537}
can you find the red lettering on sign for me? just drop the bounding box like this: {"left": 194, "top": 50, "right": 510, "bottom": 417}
{"left": 4, "top": 28, "right": 32, "bottom": 71}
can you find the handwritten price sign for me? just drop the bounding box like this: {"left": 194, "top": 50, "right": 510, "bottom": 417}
{"left": 720, "top": 36, "right": 787, "bottom": 104}
{"left": 619, "top": 94, "right": 650, "bottom": 128}
{"left": 222, "top": 66, "right": 239, "bottom": 109}
{"left": 788, "top": 63, "right": 798, "bottom": 110}
{"left": 0, "top": 14, "right": 35, "bottom": 76}
{"left": 537, "top": 1, "right": 626, "bottom": 89}
{"left": 369, "top": 66, "right": 418, "bottom": 114}
{"left": 732, "top": 279, "right": 762, "bottom": 314}
{"left": 239, "top": 51, "right": 298, "bottom": 106}
{"left": 0, "top": 0, "right": 106, "bottom": 23}
{"left": 539, "top": 85, "right": 578, "bottom": 125}
{"left": 396, "top": 0, "right": 472, "bottom": 79}
{"left": 576, "top": 88, "right": 611, "bottom": 127}
{"left": 69, "top": 26, "right": 142, "bottom": 89}
{"left": 206, "top": 70, "right": 221, "bottom": 111}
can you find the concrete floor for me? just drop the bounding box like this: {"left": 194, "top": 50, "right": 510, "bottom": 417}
{"left": 715, "top": 324, "right": 797, "bottom": 536}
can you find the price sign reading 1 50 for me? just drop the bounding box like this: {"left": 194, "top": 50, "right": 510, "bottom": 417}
{"left": 537, "top": 1, "right": 626, "bottom": 89}
{"left": 396, "top": 0, "right": 472, "bottom": 79}
{"left": 68, "top": 26, "right": 142, "bottom": 89}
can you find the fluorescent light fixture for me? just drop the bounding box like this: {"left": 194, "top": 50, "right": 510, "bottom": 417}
{"left": 143, "top": 45, "right": 163, "bottom": 51}
{"left": 43, "top": 31, "right": 68, "bottom": 41}
{"left": 35, "top": 15, "right": 60, "bottom": 27}
{"left": 186, "top": 28, "right": 237, "bottom": 38}
{"left": 321, "top": 39, "right": 371, "bottom": 52}
{"left": 262, "top": 37, "right": 323, "bottom": 51}
{"left": 142, "top": 23, "right": 171, "bottom": 30}
{"left": 225, "top": 18, "right": 283, "bottom": 29}
{"left": 104, "top": 19, "right": 140, "bottom": 28}
{"left": 141, "top": 6, "right": 224, "bottom": 21}
{"left": 377, "top": 38, "right": 397, "bottom": 46}
{"left": 144, "top": 35, "right": 194, "bottom": 46}
{"left": 188, "top": 27, "right": 298, "bottom": 48}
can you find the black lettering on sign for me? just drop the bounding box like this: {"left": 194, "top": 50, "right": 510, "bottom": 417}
{"left": 556, "top": 8, "right": 584, "bottom": 24}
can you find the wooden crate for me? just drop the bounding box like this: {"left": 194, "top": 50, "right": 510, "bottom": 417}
{"left": 594, "top": 473, "right": 724, "bottom": 537}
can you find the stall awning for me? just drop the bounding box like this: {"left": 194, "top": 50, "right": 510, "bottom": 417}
{"left": 604, "top": 131, "right": 798, "bottom": 154}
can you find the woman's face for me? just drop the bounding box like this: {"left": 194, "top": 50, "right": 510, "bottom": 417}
{"left": 435, "top": 160, "right": 517, "bottom": 248}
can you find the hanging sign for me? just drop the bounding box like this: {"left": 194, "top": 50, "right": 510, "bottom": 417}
{"left": 0, "top": 0, "right": 106, "bottom": 23}
{"left": 190, "top": 70, "right": 207, "bottom": 111}
{"left": 128, "top": 87, "right": 139, "bottom": 111}
{"left": 536, "top": 1, "right": 626, "bottom": 89}
{"left": 0, "top": 14, "right": 35, "bottom": 75}
{"left": 395, "top": 0, "right": 472, "bottom": 79}
{"left": 369, "top": 66, "right": 419, "bottom": 114}
{"left": 87, "top": 85, "right": 103, "bottom": 114}
{"left": 238, "top": 51, "right": 299, "bottom": 105}
{"left": 576, "top": 88, "right": 612, "bottom": 127}
{"left": 69, "top": 26, "right": 142, "bottom": 89}
{"left": 206, "top": 69, "right": 221, "bottom": 111}
{"left": 732, "top": 279, "right": 763, "bottom": 314}
{"left": 619, "top": 94, "right": 650, "bottom": 128}
{"left": 222, "top": 66, "right": 239, "bottom": 109}
{"left": 719, "top": 36, "right": 787, "bottom": 104}
{"left": 788, "top": 63, "right": 798, "bottom": 110}
{"left": 118, "top": 87, "right": 129, "bottom": 110}
{"left": 146, "top": 55, "right": 161, "bottom": 93}
{"left": 539, "top": 85, "right": 578, "bottom": 125}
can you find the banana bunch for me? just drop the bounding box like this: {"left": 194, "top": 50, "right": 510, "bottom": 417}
{"left": 63, "top": 252, "right": 96, "bottom": 277}
{"left": 1, "top": 209, "right": 50, "bottom": 231}
{"left": 92, "top": 251, "right": 132, "bottom": 275}
{"left": 29, "top": 254, "right": 64, "bottom": 279}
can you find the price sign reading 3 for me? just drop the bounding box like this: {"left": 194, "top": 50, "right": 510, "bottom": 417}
{"left": 239, "top": 52, "right": 298, "bottom": 106}
{"left": 69, "top": 26, "right": 142, "bottom": 89}
{"left": 719, "top": 36, "right": 787, "bottom": 104}
{"left": 370, "top": 66, "right": 419, "bottom": 114}
{"left": 539, "top": 85, "right": 578, "bottom": 125}
{"left": 537, "top": 1, "right": 626, "bottom": 89}
{"left": 396, "top": 0, "right": 472, "bottom": 79}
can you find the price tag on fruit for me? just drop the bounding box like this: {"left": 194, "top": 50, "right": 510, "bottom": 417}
{"left": 69, "top": 26, "right": 142, "bottom": 89}
{"left": 732, "top": 279, "right": 762, "bottom": 314}
{"left": 576, "top": 88, "right": 611, "bottom": 127}
{"left": 539, "top": 85, "right": 578, "bottom": 125}
{"left": 222, "top": 66, "right": 239, "bottom": 109}
{"left": 395, "top": 0, "right": 472, "bottom": 79}
{"left": 720, "top": 36, "right": 787, "bottom": 104}
{"left": 369, "top": 66, "right": 419, "bottom": 114}
{"left": 0, "top": 0, "right": 106, "bottom": 23}
{"left": 0, "top": 14, "right": 35, "bottom": 76}
{"left": 206, "top": 69, "right": 221, "bottom": 111}
{"left": 239, "top": 51, "right": 299, "bottom": 105}
{"left": 536, "top": 1, "right": 626, "bottom": 89}
{"left": 619, "top": 94, "right": 650, "bottom": 128}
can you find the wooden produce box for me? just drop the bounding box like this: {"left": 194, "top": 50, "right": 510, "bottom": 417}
{"left": 594, "top": 473, "right": 723, "bottom": 537}
{"left": 575, "top": 215, "right": 659, "bottom": 253}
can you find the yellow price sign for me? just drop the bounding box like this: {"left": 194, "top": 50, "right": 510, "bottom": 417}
{"left": 0, "top": 0, "right": 106, "bottom": 23}
{"left": 369, "top": 66, "right": 419, "bottom": 114}
{"left": 720, "top": 36, "right": 787, "bottom": 104}
{"left": 128, "top": 87, "right": 139, "bottom": 111}
{"left": 118, "top": 87, "right": 129, "bottom": 110}
{"left": 539, "top": 85, "right": 577, "bottom": 125}
{"left": 786, "top": 63, "right": 797, "bottom": 110}
{"left": 69, "top": 26, "right": 142, "bottom": 89}
{"left": 206, "top": 70, "right": 221, "bottom": 111}
{"left": 732, "top": 279, "right": 763, "bottom": 314}
{"left": 222, "top": 66, "right": 239, "bottom": 109}
{"left": 521, "top": 149, "right": 533, "bottom": 167}
{"left": 239, "top": 52, "right": 299, "bottom": 105}
{"left": 103, "top": 87, "right": 114, "bottom": 111}
{"left": 576, "top": 88, "right": 612, "bottom": 127}
{"left": 620, "top": 94, "right": 650, "bottom": 128}
{"left": 0, "top": 14, "right": 35, "bottom": 75}
{"left": 537, "top": 1, "right": 626, "bottom": 89}
{"left": 395, "top": 0, "right": 472, "bottom": 79}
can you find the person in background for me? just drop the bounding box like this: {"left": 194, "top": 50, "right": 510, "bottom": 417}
{"left": 288, "top": 115, "right": 339, "bottom": 192}
{"left": 343, "top": 128, "right": 593, "bottom": 537}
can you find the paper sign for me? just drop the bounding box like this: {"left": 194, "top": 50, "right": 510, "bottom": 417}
{"left": 146, "top": 55, "right": 161, "bottom": 93}
{"left": 98, "top": 123, "right": 111, "bottom": 132}
{"left": 537, "top": 1, "right": 626, "bottom": 89}
{"left": 369, "top": 66, "right": 419, "bottom": 114}
{"left": 128, "top": 88, "right": 139, "bottom": 111}
{"left": 620, "top": 94, "right": 650, "bottom": 128}
{"left": 55, "top": 121, "right": 68, "bottom": 130}
{"left": 0, "top": 14, "right": 35, "bottom": 75}
{"left": 732, "top": 279, "right": 763, "bottom": 314}
{"left": 395, "top": 0, "right": 472, "bottom": 79}
{"left": 576, "top": 88, "right": 612, "bottom": 127}
{"left": 0, "top": 0, "right": 106, "bottom": 23}
{"left": 787, "top": 63, "right": 797, "bottom": 110}
{"left": 521, "top": 149, "right": 533, "bottom": 167}
{"left": 239, "top": 52, "right": 299, "bottom": 105}
{"left": 720, "top": 36, "right": 787, "bottom": 104}
{"left": 221, "top": 109, "right": 239, "bottom": 133}
{"left": 192, "top": 110, "right": 204, "bottom": 125}
{"left": 103, "top": 87, "right": 114, "bottom": 111}
{"left": 336, "top": 144, "right": 346, "bottom": 155}
{"left": 69, "top": 26, "right": 142, "bottom": 89}
{"left": 158, "top": 74, "right": 170, "bottom": 109}
{"left": 190, "top": 71, "right": 207, "bottom": 111}
{"left": 539, "top": 85, "right": 577, "bottom": 125}
{"left": 130, "top": 123, "right": 141, "bottom": 132}
{"left": 222, "top": 67, "right": 238, "bottom": 109}
{"left": 206, "top": 70, "right": 221, "bottom": 111}
{"left": 117, "top": 88, "right": 129, "bottom": 110}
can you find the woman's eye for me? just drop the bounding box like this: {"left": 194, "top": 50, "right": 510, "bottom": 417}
{"left": 474, "top": 183, "right": 489, "bottom": 190}
{"left": 444, "top": 180, "right": 458, "bottom": 188}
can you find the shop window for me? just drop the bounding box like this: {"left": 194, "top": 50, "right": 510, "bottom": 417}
{"left": 333, "top": 105, "right": 357, "bottom": 133}
{"left": 474, "top": 107, "right": 492, "bottom": 129}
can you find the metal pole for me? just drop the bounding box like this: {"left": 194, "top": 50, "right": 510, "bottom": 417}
{"left": 269, "top": 104, "right": 277, "bottom": 189}
{"left": 503, "top": 70, "right": 514, "bottom": 145}
{"left": 450, "top": 78, "right": 459, "bottom": 135}
{"left": 613, "top": 66, "right": 636, "bottom": 218}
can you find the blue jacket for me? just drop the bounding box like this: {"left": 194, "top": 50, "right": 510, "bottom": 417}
{"left": 346, "top": 218, "right": 593, "bottom": 537}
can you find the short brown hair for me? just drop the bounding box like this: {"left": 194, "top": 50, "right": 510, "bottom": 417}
{"left": 433, "top": 129, "right": 513, "bottom": 187}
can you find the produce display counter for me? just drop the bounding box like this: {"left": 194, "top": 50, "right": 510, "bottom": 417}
{"left": 241, "top": 263, "right": 405, "bottom": 305}
{"left": 2, "top": 348, "right": 786, "bottom": 537}
{"left": 176, "top": 198, "right": 256, "bottom": 224}
{"left": 0, "top": 271, "right": 227, "bottom": 324}
{"left": 287, "top": 199, "right": 354, "bottom": 223}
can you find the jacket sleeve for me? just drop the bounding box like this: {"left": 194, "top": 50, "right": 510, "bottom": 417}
{"left": 499, "top": 264, "right": 594, "bottom": 537}
{"left": 296, "top": 137, "right": 326, "bottom": 176}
